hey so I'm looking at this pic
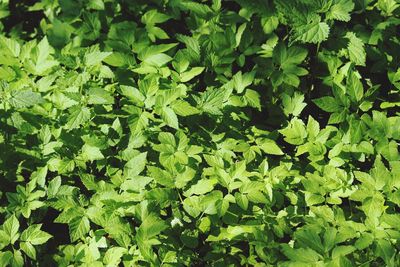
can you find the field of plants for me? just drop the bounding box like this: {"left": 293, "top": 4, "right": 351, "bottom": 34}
{"left": 0, "top": 0, "right": 400, "bottom": 266}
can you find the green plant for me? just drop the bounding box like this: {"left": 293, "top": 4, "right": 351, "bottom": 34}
{"left": 0, "top": 0, "right": 400, "bottom": 266}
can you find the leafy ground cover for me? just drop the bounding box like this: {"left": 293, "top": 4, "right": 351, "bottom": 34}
{"left": 0, "top": 0, "right": 400, "bottom": 266}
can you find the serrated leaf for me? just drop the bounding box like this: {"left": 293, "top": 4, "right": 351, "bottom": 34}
{"left": 282, "top": 245, "right": 321, "bottom": 263}
{"left": 142, "top": 9, "right": 171, "bottom": 25}
{"left": 180, "top": 67, "right": 204, "bottom": 82}
{"left": 69, "top": 216, "right": 90, "bottom": 242}
{"left": 172, "top": 100, "right": 200, "bottom": 116}
{"left": 244, "top": 89, "right": 261, "bottom": 110}
{"left": 282, "top": 92, "right": 307, "bottom": 117}
{"left": 20, "top": 224, "right": 52, "bottom": 245}
{"left": 87, "top": 87, "right": 114, "bottom": 105}
{"left": 199, "top": 87, "right": 230, "bottom": 115}
{"left": 279, "top": 118, "right": 308, "bottom": 145}
{"left": 347, "top": 70, "right": 364, "bottom": 102}
{"left": 160, "top": 106, "right": 179, "bottom": 129}
{"left": 257, "top": 138, "right": 284, "bottom": 155}
{"left": 20, "top": 242, "right": 36, "bottom": 260}
{"left": 346, "top": 32, "right": 366, "bottom": 66}
{"left": 143, "top": 53, "right": 172, "bottom": 67}
{"left": 66, "top": 106, "right": 91, "bottom": 129}
{"left": 9, "top": 89, "right": 44, "bottom": 108}
{"left": 313, "top": 96, "right": 342, "bottom": 112}
{"left": 327, "top": 0, "right": 355, "bottom": 22}
{"left": 103, "top": 247, "right": 127, "bottom": 266}
{"left": 0, "top": 35, "right": 20, "bottom": 57}
{"left": 184, "top": 179, "right": 216, "bottom": 197}
{"left": 125, "top": 152, "right": 147, "bottom": 177}
{"left": 292, "top": 17, "right": 330, "bottom": 44}
{"left": 3, "top": 215, "right": 19, "bottom": 245}
{"left": 84, "top": 51, "right": 112, "bottom": 66}
{"left": 81, "top": 144, "right": 104, "bottom": 161}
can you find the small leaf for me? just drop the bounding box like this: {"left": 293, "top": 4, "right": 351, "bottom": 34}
{"left": 143, "top": 53, "right": 172, "bottom": 67}
{"left": 160, "top": 106, "right": 179, "bottom": 129}
{"left": 172, "top": 100, "right": 200, "bottom": 116}
{"left": 257, "top": 138, "right": 284, "bottom": 155}
{"left": 20, "top": 224, "right": 52, "bottom": 245}
{"left": 69, "top": 216, "right": 90, "bottom": 242}
{"left": 81, "top": 144, "right": 104, "bottom": 161}
{"left": 84, "top": 50, "right": 112, "bottom": 66}
{"left": 292, "top": 16, "right": 330, "bottom": 44}
{"left": 313, "top": 96, "right": 342, "bottom": 112}
{"left": 141, "top": 10, "right": 171, "bottom": 25}
{"left": 184, "top": 179, "right": 215, "bottom": 197}
{"left": 20, "top": 242, "right": 36, "bottom": 260}
{"left": 346, "top": 32, "right": 366, "bottom": 66}
{"left": 9, "top": 90, "right": 44, "bottom": 108}
{"left": 180, "top": 67, "right": 205, "bottom": 82}
{"left": 125, "top": 152, "right": 147, "bottom": 177}
{"left": 3, "top": 215, "right": 19, "bottom": 245}
{"left": 66, "top": 106, "right": 91, "bottom": 129}
{"left": 244, "top": 89, "right": 261, "bottom": 110}
{"left": 103, "top": 247, "right": 127, "bottom": 266}
{"left": 326, "top": 0, "right": 355, "bottom": 22}
{"left": 0, "top": 35, "right": 20, "bottom": 57}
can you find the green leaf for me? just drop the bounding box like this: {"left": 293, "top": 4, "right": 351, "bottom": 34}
{"left": 257, "top": 138, "right": 284, "bottom": 155}
{"left": 69, "top": 216, "right": 90, "bottom": 242}
{"left": 3, "top": 215, "right": 19, "bottom": 245}
{"left": 346, "top": 32, "right": 366, "bottom": 66}
{"left": 313, "top": 96, "right": 342, "bottom": 112}
{"left": 125, "top": 152, "right": 147, "bottom": 177}
{"left": 20, "top": 224, "right": 52, "bottom": 245}
{"left": 180, "top": 67, "right": 205, "bottom": 82}
{"left": 160, "top": 106, "right": 179, "bottom": 129}
{"left": 179, "top": 1, "right": 214, "bottom": 18}
{"left": 261, "top": 16, "right": 279, "bottom": 34}
{"left": 244, "top": 89, "right": 261, "bottom": 110}
{"left": 142, "top": 10, "right": 171, "bottom": 25}
{"left": 282, "top": 245, "right": 321, "bottom": 263}
{"left": 88, "top": 0, "right": 105, "bottom": 10}
{"left": 347, "top": 71, "right": 364, "bottom": 102}
{"left": 233, "top": 71, "right": 254, "bottom": 94}
{"left": 0, "top": 251, "right": 13, "bottom": 267}
{"left": 388, "top": 68, "right": 400, "bottom": 90}
{"left": 143, "top": 53, "right": 172, "bottom": 67}
{"left": 361, "top": 194, "right": 386, "bottom": 219}
{"left": 87, "top": 88, "right": 114, "bottom": 105}
{"left": 331, "top": 245, "right": 355, "bottom": 259}
{"left": 65, "top": 106, "right": 91, "bottom": 129}
{"left": 184, "top": 179, "right": 216, "bottom": 197}
{"left": 81, "top": 144, "right": 104, "bottom": 161}
{"left": 282, "top": 92, "right": 307, "bottom": 117}
{"left": 20, "top": 242, "right": 36, "bottom": 260}
{"left": 292, "top": 16, "right": 330, "bottom": 44}
{"left": 103, "top": 247, "right": 127, "bottom": 266}
{"left": 326, "top": 0, "right": 355, "bottom": 22}
{"left": 9, "top": 89, "right": 44, "bottom": 108}
{"left": 279, "top": 118, "right": 308, "bottom": 145}
{"left": 35, "top": 36, "right": 52, "bottom": 64}
{"left": 0, "top": 35, "right": 20, "bottom": 57}
{"left": 137, "top": 214, "right": 168, "bottom": 246}
{"left": 198, "top": 87, "right": 230, "bottom": 115}
{"left": 376, "top": 239, "right": 395, "bottom": 266}
{"left": 84, "top": 50, "right": 112, "bottom": 66}
{"left": 11, "top": 250, "right": 24, "bottom": 267}
{"left": 274, "top": 44, "right": 308, "bottom": 67}
{"left": 172, "top": 100, "right": 200, "bottom": 116}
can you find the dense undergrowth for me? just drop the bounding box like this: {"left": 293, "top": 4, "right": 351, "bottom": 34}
{"left": 0, "top": 0, "right": 400, "bottom": 266}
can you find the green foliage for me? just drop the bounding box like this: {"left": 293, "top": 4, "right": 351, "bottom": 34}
{"left": 0, "top": 0, "right": 400, "bottom": 266}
